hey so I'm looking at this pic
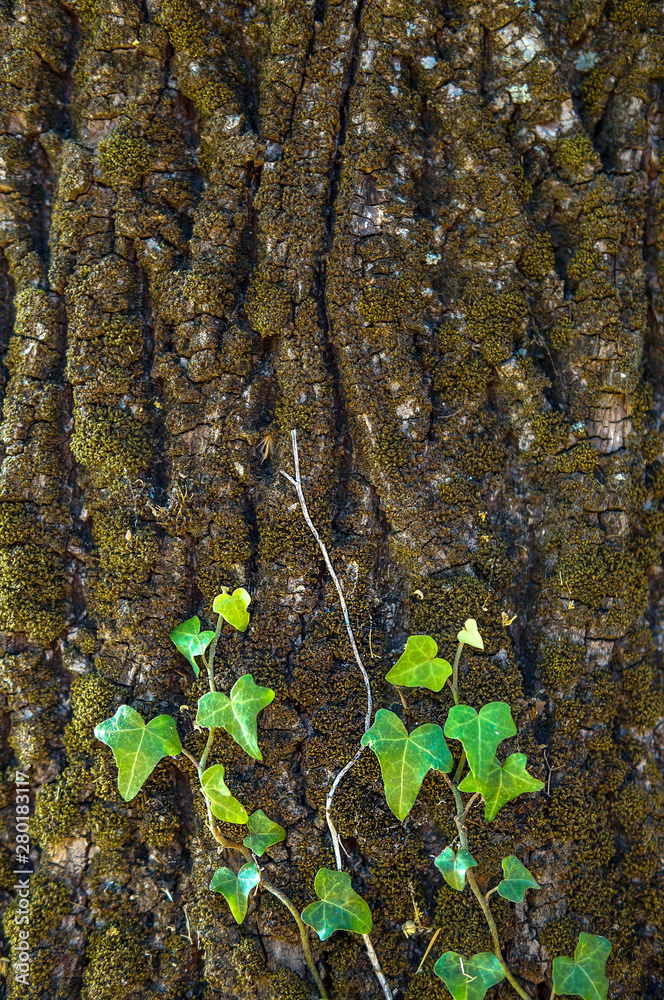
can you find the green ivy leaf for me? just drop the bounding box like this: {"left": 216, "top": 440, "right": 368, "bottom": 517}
{"left": 434, "top": 951, "right": 505, "bottom": 1000}
{"left": 94, "top": 705, "right": 182, "bottom": 801}
{"left": 444, "top": 702, "right": 516, "bottom": 783}
{"left": 497, "top": 856, "right": 539, "bottom": 902}
{"left": 200, "top": 764, "right": 249, "bottom": 824}
{"left": 213, "top": 587, "right": 251, "bottom": 631}
{"left": 301, "top": 868, "right": 372, "bottom": 941}
{"left": 457, "top": 619, "right": 484, "bottom": 650}
{"left": 434, "top": 846, "right": 477, "bottom": 891}
{"left": 458, "top": 753, "right": 544, "bottom": 822}
{"left": 360, "top": 709, "right": 452, "bottom": 820}
{"left": 552, "top": 933, "right": 611, "bottom": 1000}
{"left": 169, "top": 616, "right": 215, "bottom": 676}
{"left": 196, "top": 675, "right": 275, "bottom": 760}
{"left": 385, "top": 635, "right": 452, "bottom": 692}
{"left": 243, "top": 810, "right": 286, "bottom": 856}
{"left": 209, "top": 862, "right": 260, "bottom": 924}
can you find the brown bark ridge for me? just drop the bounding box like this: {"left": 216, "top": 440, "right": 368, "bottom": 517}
{"left": 0, "top": 0, "right": 663, "bottom": 997}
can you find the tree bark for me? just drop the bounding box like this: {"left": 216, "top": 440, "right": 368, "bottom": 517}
{"left": 0, "top": 0, "right": 663, "bottom": 998}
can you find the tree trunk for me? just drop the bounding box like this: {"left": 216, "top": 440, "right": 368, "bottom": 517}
{"left": 1, "top": 0, "right": 663, "bottom": 997}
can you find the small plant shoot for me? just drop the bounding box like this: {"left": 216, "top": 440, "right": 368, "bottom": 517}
{"left": 552, "top": 934, "right": 611, "bottom": 1000}
{"left": 457, "top": 619, "right": 484, "bottom": 650}
{"left": 213, "top": 586, "right": 251, "bottom": 631}
{"left": 169, "top": 615, "right": 215, "bottom": 676}
{"left": 496, "top": 856, "right": 539, "bottom": 903}
{"left": 434, "top": 951, "right": 505, "bottom": 1000}
{"left": 94, "top": 705, "right": 182, "bottom": 800}
{"left": 385, "top": 634, "right": 452, "bottom": 691}
{"left": 360, "top": 709, "right": 452, "bottom": 820}
{"left": 210, "top": 863, "right": 261, "bottom": 924}
{"left": 243, "top": 810, "right": 286, "bottom": 856}
{"left": 301, "top": 869, "right": 373, "bottom": 941}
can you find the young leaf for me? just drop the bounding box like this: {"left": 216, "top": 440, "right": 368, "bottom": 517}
{"left": 497, "top": 856, "right": 539, "bottom": 902}
{"left": 209, "top": 862, "right": 260, "bottom": 924}
{"left": 360, "top": 709, "right": 452, "bottom": 820}
{"left": 444, "top": 702, "right": 516, "bottom": 783}
{"left": 434, "top": 951, "right": 505, "bottom": 1000}
{"left": 243, "top": 809, "right": 286, "bottom": 856}
{"left": 434, "top": 846, "right": 477, "bottom": 891}
{"left": 457, "top": 619, "right": 484, "bottom": 650}
{"left": 385, "top": 635, "right": 452, "bottom": 692}
{"left": 170, "top": 616, "right": 215, "bottom": 676}
{"left": 458, "top": 753, "right": 544, "bottom": 822}
{"left": 196, "top": 674, "right": 275, "bottom": 760}
{"left": 94, "top": 705, "right": 182, "bottom": 801}
{"left": 200, "top": 764, "right": 249, "bottom": 824}
{"left": 552, "top": 933, "right": 611, "bottom": 1000}
{"left": 213, "top": 587, "right": 251, "bottom": 632}
{"left": 301, "top": 868, "right": 372, "bottom": 941}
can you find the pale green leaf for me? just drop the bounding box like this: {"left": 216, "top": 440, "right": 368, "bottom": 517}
{"left": 94, "top": 705, "right": 182, "bottom": 801}
{"left": 458, "top": 753, "right": 544, "bottom": 822}
{"left": 434, "top": 951, "right": 505, "bottom": 1000}
{"left": 497, "top": 856, "right": 539, "bottom": 902}
{"left": 457, "top": 619, "right": 484, "bottom": 650}
{"left": 434, "top": 846, "right": 477, "bottom": 891}
{"left": 213, "top": 587, "right": 251, "bottom": 631}
{"left": 196, "top": 675, "right": 274, "bottom": 760}
{"left": 210, "top": 863, "right": 260, "bottom": 924}
{"left": 200, "top": 764, "right": 248, "bottom": 824}
{"left": 301, "top": 868, "right": 372, "bottom": 941}
{"left": 552, "top": 933, "right": 611, "bottom": 1000}
{"left": 170, "top": 616, "right": 215, "bottom": 676}
{"left": 444, "top": 702, "right": 516, "bottom": 783}
{"left": 243, "top": 810, "right": 286, "bottom": 856}
{"left": 385, "top": 635, "right": 452, "bottom": 692}
{"left": 360, "top": 709, "right": 452, "bottom": 820}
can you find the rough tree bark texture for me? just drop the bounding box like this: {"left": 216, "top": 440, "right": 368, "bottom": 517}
{"left": 0, "top": 0, "right": 663, "bottom": 998}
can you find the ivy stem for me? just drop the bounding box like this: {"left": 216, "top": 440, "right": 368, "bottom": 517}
{"left": 451, "top": 640, "right": 464, "bottom": 705}
{"left": 198, "top": 613, "right": 223, "bottom": 773}
{"left": 206, "top": 814, "right": 327, "bottom": 998}
{"left": 466, "top": 870, "right": 531, "bottom": 1000}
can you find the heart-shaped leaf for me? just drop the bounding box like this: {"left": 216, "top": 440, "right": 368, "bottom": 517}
{"left": 458, "top": 753, "right": 544, "bottom": 822}
{"left": 434, "top": 846, "right": 477, "bottom": 891}
{"left": 360, "top": 709, "right": 452, "bottom": 820}
{"left": 301, "top": 868, "right": 372, "bottom": 941}
{"left": 213, "top": 587, "right": 251, "bottom": 631}
{"left": 210, "top": 862, "right": 260, "bottom": 924}
{"left": 497, "top": 855, "right": 539, "bottom": 902}
{"left": 385, "top": 635, "right": 452, "bottom": 692}
{"left": 552, "top": 933, "right": 611, "bottom": 1000}
{"left": 444, "top": 702, "right": 516, "bottom": 783}
{"left": 243, "top": 809, "right": 286, "bottom": 856}
{"left": 200, "top": 764, "right": 248, "bottom": 824}
{"left": 196, "top": 674, "right": 275, "bottom": 760}
{"left": 94, "top": 705, "right": 182, "bottom": 801}
{"left": 170, "top": 615, "right": 215, "bottom": 676}
{"left": 434, "top": 951, "right": 505, "bottom": 999}
{"left": 457, "top": 619, "right": 484, "bottom": 650}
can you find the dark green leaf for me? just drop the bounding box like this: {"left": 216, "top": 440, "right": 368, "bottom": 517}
{"left": 497, "top": 856, "right": 539, "bottom": 902}
{"left": 200, "top": 764, "right": 248, "bottom": 824}
{"left": 458, "top": 753, "right": 544, "bottom": 822}
{"left": 213, "top": 587, "right": 251, "bottom": 631}
{"left": 552, "top": 933, "right": 611, "bottom": 1000}
{"left": 243, "top": 810, "right": 286, "bottom": 856}
{"left": 444, "top": 702, "right": 516, "bottom": 783}
{"left": 434, "top": 951, "right": 505, "bottom": 1000}
{"left": 170, "top": 616, "right": 215, "bottom": 676}
{"left": 434, "top": 846, "right": 477, "bottom": 891}
{"left": 94, "top": 705, "right": 182, "bottom": 801}
{"left": 385, "top": 635, "right": 452, "bottom": 692}
{"left": 360, "top": 709, "right": 452, "bottom": 820}
{"left": 196, "top": 674, "right": 275, "bottom": 760}
{"left": 301, "top": 868, "right": 372, "bottom": 941}
{"left": 210, "top": 863, "right": 260, "bottom": 924}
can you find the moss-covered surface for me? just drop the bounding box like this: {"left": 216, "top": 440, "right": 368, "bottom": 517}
{"left": 0, "top": 0, "right": 663, "bottom": 998}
